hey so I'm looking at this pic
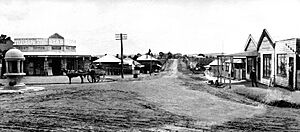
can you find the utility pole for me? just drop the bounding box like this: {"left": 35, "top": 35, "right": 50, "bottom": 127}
{"left": 115, "top": 33, "right": 127, "bottom": 79}
{"left": 148, "top": 49, "right": 152, "bottom": 76}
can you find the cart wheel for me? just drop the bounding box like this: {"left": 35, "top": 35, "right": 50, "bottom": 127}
{"left": 101, "top": 75, "right": 106, "bottom": 82}
{"left": 87, "top": 75, "right": 93, "bottom": 83}
{"left": 95, "top": 75, "right": 100, "bottom": 83}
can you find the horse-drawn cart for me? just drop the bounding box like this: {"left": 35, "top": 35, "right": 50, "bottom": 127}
{"left": 62, "top": 68, "right": 106, "bottom": 84}
{"left": 86, "top": 69, "right": 106, "bottom": 83}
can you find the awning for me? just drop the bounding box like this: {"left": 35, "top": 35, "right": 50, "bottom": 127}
{"left": 245, "top": 51, "right": 258, "bottom": 56}
{"left": 208, "top": 60, "right": 219, "bottom": 66}
{"left": 225, "top": 59, "right": 244, "bottom": 63}
{"left": 22, "top": 51, "right": 91, "bottom": 57}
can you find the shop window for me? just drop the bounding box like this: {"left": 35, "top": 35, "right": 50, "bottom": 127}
{"left": 52, "top": 46, "right": 61, "bottom": 50}
{"left": 17, "top": 46, "right": 29, "bottom": 51}
{"left": 277, "top": 54, "right": 287, "bottom": 77}
{"left": 263, "top": 54, "right": 271, "bottom": 78}
{"left": 247, "top": 58, "right": 254, "bottom": 73}
{"left": 33, "top": 46, "right": 45, "bottom": 50}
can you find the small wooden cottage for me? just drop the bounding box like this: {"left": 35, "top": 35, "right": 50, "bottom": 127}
{"left": 244, "top": 34, "right": 259, "bottom": 80}
{"left": 224, "top": 52, "right": 246, "bottom": 80}
{"left": 206, "top": 59, "right": 220, "bottom": 77}
{"left": 214, "top": 53, "right": 246, "bottom": 81}
{"left": 137, "top": 55, "right": 161, "bottom": 73}
{"left": 93, "top": 55, "right": 122, "bottom": 75}
{"left": 257, "top": 29, "right": 275, "bottom": 85}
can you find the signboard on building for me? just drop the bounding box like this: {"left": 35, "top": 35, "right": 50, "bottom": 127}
{"left": 48, "top": 38, "right": 64, "bottom": 45}
{"left": 14, "top": 38, "right": 48, "bottom": 45}
{"left": 14, "top": 38, "right": 76, "bottom": 46}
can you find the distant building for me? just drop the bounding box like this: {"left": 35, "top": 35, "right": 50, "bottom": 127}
{"left": 224, "top": 52, "right": 246, "bottom": 80}
{"left": 137, "top": 55, "right": 162, "bottom": 73}
{"left": 92, "top": 55, "right": 134, "bottom": 75}
{"left": 14, "top": 33, "right": 91, "bottom": 76}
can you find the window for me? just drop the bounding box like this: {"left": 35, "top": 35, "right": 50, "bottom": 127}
{"left": 277, "top": 54, "right": 287, "bottom": 77}
{"left": 247, "top": 57, "right": 254, "bottom": 73}
{"left": 263, "top": 54, "right": 271, "bottom": 78}
{"left": 225, "top": 63, "right": 230, "bottom": 72}
{"left": 52, "top": 46, "right": 61, "bottom": 50}
{"left": 33, "top": 46, "right": 45, "bottom": 50}
{"left": 18, "top": 46, "right": 29, "bottom": 51}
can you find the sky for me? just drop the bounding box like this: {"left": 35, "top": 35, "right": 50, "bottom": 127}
{"left": 1, "top": 0, "right": 300, "bottom": 55}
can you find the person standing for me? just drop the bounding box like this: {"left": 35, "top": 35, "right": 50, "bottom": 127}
{"left": 250, "top": 68, "right": 258, "bottom": 87}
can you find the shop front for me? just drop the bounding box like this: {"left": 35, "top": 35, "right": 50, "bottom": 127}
{"left": 23, "top": 54, "right": 91, "bottom": 76}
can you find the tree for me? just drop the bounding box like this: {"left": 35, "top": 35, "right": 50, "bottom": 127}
{"left": 198, "top": 53, "right": 205, "bottom": 57}
{"left": 146, "top": 49, "right": 151, "bottom": 55}
{"left": 146, "top": 49, "right": 153, "bottom": 57}
{"left": 159, "top": 52, "right": 164, "bottom": 59}
{"left": 0, "top": 49, "right": 8, "bottom": 78}
{"left": 0, "top": 34, "right": 13, "bottom": 78}
{"left": 0, "top": 34, "right": 9, "bottom": 43}
{"left": 167, "top": 52, "right": 173, "bottom": 59}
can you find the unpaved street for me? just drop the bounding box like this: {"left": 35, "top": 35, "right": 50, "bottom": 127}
{"left": 119, "top": 59, "right": 265, "bottom": 128}
{"left": 1, "top": 59, "right": 300, "bottom": 131}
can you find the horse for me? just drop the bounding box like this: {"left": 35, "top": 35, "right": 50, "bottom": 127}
{"left": 62, "top": 69, "right": 87, "bottom": 84}
{"left": 87, "top": 68, "right": 106, "bottom": 83}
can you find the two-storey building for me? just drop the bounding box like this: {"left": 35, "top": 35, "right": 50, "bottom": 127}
{"left": 14, "top": 33, "right": 91, "bottom": 76}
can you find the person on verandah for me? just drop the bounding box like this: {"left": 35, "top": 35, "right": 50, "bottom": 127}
{"left": 250, "top": 68, "right": 258, "bottom": 87}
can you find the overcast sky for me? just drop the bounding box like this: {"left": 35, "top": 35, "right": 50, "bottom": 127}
{"left": 1, "top": 0, "right": 300, "bottom": 55}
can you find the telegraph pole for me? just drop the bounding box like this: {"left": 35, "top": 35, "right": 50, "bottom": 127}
{"left": 148, "top": 49, "right": 152, "bottom": 76}
{"left": 115, "top": 33, "right": 127, "bottom": 79}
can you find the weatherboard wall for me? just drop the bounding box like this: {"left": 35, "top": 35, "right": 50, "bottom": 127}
{"left": 244, "top": 37, "right": 258, "bottom": 81}
{"left": 274, "top": 39, "right": 298, "bottom": 89}
{"left": 258, "top": 36, "right": 275, "bottom": 85}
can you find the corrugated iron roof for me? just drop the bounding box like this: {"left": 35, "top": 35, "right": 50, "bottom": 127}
{"left": 93, "top": 55, "right": 121, "bottom": 63}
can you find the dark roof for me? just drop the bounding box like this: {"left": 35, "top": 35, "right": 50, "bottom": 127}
{"left": 244, "top": 34, "right": 257, "bottom": 51}
{"left": 49, "top": 33, "right": 64, "bottom": 39}
{"left": 257, "top": 29, "right": 275, "bottom": 50}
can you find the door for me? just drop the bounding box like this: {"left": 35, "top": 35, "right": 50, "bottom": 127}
{"left": 257, "top": 57, "right": 261, "bottom": 81}
{"left": 289, "top": 57, "right": 294, "bottom": 89}
{"left": 51, "top": 58, "right": 62, "bottom": 75}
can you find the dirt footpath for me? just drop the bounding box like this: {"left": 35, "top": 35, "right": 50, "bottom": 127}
{"left": 179, "top": 58, "right": 300, "bottom": 131}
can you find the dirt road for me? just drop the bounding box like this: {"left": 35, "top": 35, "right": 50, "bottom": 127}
{"left": 121, "top": 59, "right": 265, "bottom": 128}
{"left": 0, "top": 59, "right": 294, "bottom": 131}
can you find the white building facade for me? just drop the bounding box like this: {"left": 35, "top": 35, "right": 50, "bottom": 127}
{"left": 13, "top": 33, "right": 91, "bottom": 76}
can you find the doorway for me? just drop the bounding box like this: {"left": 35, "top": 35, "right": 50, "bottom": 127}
{"left": 257, "top": 57, "right": 261, "bottom": 81}
{"left": 289, "top": 57, "right": 294, "bottom": 89}
{"left": 51, "top": 58, "right": 62, "bottom": 75}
